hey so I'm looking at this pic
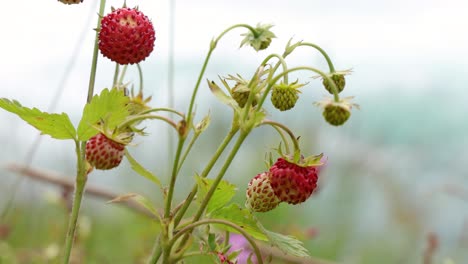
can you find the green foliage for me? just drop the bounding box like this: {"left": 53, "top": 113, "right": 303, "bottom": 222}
{"left": 263, "top": 229, "right": 310, "bottom": 257}
{"left": 124, "top": 149, "right": 162, "bottom": 189}
{"left": 195, "top": 176, "right": 237, "bottom": 214}
{"left": 77, "top": 88, "right": 130, "bottom": 141}
{"left": 0, "top": 98, "right": 76, "bottom": 140}
{"left": 209, "top": 203, "right": 268, "bottom": 241}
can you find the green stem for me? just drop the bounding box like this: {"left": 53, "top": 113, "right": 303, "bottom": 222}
{"left": 117, "top": 114, "right": 178, "bottom": 131}
{"left": 63, "top": 1, "right": 106, "bottom": 263}
{"left": 148, "top": 235, "right": 162, "bottom": 264}
{"left": 259, "top": 120, "right": 300, "bottom": 157}
{"left": 173, "top": 126, "right": 239, "bottom": 227}
{"left": 112, "top": 63, "right": 120, "bottom": 88}
{"left": 118, "top": 64, "right": 128, "bottom": 85}
{"left": 176, "top": 133, "right": 200, "bottom": 174}
{"left": 186, "top": 24, "right": 259, "bottom": 126}
{"left": 164, "top": 138, "right": 186, "bottom": 218}
{"left": 269, "top": 123, "right": 290, "bottom": 154}
{"left": 193, "top": 131, "right": 249, "bottom": 222}
{"left": 260, "top": 53, "right": 288, "bottom": 83}
{"left": 136, "top": 63, "right": 144, "bottom": 92}
{"left": 86, "top": 0, "right": 106, "bottom": 103}
{"left": 169, "top": 219, "right": 263, "bottom": 264}
{"left": 296, "top": 42, "right": 336, "bottom": 73}
{"left": 139, "top": 107, "right": 185, "bottom": 118}
{"left": 224, "top": 231, "right": 230, "bottom": 248}
{"left": 62, "top": 142, "right": 88, "bottom": 264}
{"left": 258, "top": 66, "right": 340, "bottom": 107}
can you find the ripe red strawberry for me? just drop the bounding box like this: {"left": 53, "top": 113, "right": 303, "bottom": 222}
{"left": 268, "top": 158, "right": 319, "bottom": 205}
{"left": 99, "top": 7, "right": 156, "bottom": 65}
{"left": 245, "top": 172, "right": 281, "bottom": 212}
{"left": 85, "top": 133, "right": 125, "bottom": 170}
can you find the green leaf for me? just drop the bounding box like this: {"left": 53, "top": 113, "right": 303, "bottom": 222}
{"left": 195, "top": 175, "right": 237, "bottom": 214}
{"left": 0, "top": 98, "right": 76, "bottom": 140}
{"left": 207, "top": 80, "right": 237, "bottom": 108}
{"left": 195, "top": 113, "right": 211, "bottom": 134}
{"left": 77, "top": 88, "right": 130, "bottom": 141}
{"left": 107, "top": 193, "right": 160, "bottom": 222}
{"left": 125, "top": 150, "right": 162, "bottom": 189}
{"left": 262, "top": 229, "right": 310, "bottom": 257}
{"left": 208, "top": 233, "right": 217, "bottom": 251}
{"left": 210, "top": 204, "right": 268, "bottom": 241}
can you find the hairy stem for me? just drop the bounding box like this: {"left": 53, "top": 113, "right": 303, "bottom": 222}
{"left": 63, "top": 1, "right": 106, "bottom": 262}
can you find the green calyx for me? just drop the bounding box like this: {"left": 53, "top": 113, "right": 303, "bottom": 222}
{"left": 240, "top": 23, "right": 276, "bottom": 51}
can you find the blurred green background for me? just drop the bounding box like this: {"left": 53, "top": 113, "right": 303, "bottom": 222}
{"left": 1, "top": 0, "right": 467, "bottom": 263}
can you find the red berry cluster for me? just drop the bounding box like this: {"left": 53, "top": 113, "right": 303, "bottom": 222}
{"left": 246, "top": 157, "right": 323, "bottom": 212}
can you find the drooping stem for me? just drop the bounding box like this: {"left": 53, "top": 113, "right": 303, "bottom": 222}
{"left": 169, "top": 219, "right": 263, "bottom": 264}
{"left": 117, "top": 114, "right": 178, "bottom": 131}
{"left": 62, "top": 141, "right": 88, "bottom": 264}
{"left": 185, "top": 24, "right": 259, "bottom": 126}
{"left": 173, "top": 125, "right": 239, "bottom": 227}
{"left": 260, "top": 53, "right": 289, "bottom": 83}
{"left": 136, "top": 63, "right": 144, "bottom": 92}
{"left": 295, "top": 42, "right": 336, "bottom": 73}
{"left": 259, "top": 120, "right": 300, "bottom": 158}
{"left": 258, "top": 66, "right": 340, "bottom": 107}
{"left": 139, "top": 107, "right": 185, "bottom": 118}
{"left": 63, "top": 1, "right": 106, "bottom": 263}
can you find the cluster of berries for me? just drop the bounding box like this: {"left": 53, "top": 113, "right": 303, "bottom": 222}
{"left": 246, "top": 157, "right": 324, "bottom": 212}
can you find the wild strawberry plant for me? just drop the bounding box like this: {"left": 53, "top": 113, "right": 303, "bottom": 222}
{"left": 0, "top": 1, "right": 358, "bottom": 263}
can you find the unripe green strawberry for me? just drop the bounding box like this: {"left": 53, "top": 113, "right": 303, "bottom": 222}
{"left": 322, "top": 104, "right": 350, "bottom": 126}
{"left": 268, "top": 158, "right": 320, "bottom": 205}
{"left": 85, "top": 133, "right": 126, "bottom": 170}
{"left": 246, "top": 172, "right": 281, "bottom": 212}
{"left": 232, "top": 83, "right": 256, "bottom": 108}
{"left": 270, "top": 81, "right": 304, "bottom": 111}
{"left": 240, "top": 24, "right": 276, "bottom": 51}
{"left": 99, "top": 7, "right": 156, "bottom": 65}
{"left": 58, "top": 0, "right": 83, "bottom": 4}
{"left": 315, "top": 97, "right": 358, "bottom": 126}
{"left": 323, "top": 73, "right": 346, "bottom": 94}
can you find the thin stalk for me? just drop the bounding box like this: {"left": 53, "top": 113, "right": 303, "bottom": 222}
{"left": 193, "top": 131, "right": 249, "bottom": 222}
{"left": 169, "top": 219, "right": 263, "bottom": 264}
{"left": 164, "top": 138, "right": 186, "bottom": 218}
{"left": 139, "top": 107, "right": 185, "bottom": 118}
{"left": 86, "top": 0, "right": 106, "bottom": 103}
{"left": 270, "top": 124, "right": 290, "bottom": 154}
{"left": 173, "top": 126, "right": 239, "bottom": 227}
{"left": 186, "top": 24, "right": 259, "bottom": 126}
{"left": 224, "top": 231, "right": 230, "bottom": 248}
{"left": 63, "top": 1, "right": 106, "bottom": 262}
{"left": 136, "top": 63, "right": 144, "bottom": 92}
{"left": 148, "top": 235, "right": 162, "bottom": 264}
{"left": 112, "top": 63, "right": 120, "bottom": 87}
{"left": 259, "top": 120, "right": 300, "bottom": 155}
{"left": 260, "top": 53, "right": 288, "bottom": 83}
{"left": 297, "top": 42, "right": 336, "bottom": 73}
{"left": 118, "top": 64, "right": 128, "bottom": 85}
{"left": 176, "top": 133, "right": 200, "bottom": 174}
{"left": 258, "top": 66, "right": 340, "bottom": 107}
{"left": 117, "top": 114, "right": 178, "bottom": 131}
